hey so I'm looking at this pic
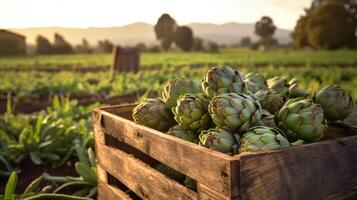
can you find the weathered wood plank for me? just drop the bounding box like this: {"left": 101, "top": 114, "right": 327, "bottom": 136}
{"left": 99, "top": 109, "right": 237, "bottom": 198}
{"left": 98, "top": 180, "right": 132, "bottom": 200}
{"left": 97, "top": 144, "right": 198, "bottom": 200}
{"left": 323, "top": 186, "right": 357, "bottom": 200}
{"left": 197, "top": 183, "right": 236, "bottom": 200}
{"left": 238, "top": 135, "right": 357, "bottom": 200}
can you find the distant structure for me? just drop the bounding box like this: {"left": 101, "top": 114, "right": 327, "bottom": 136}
{"left": 0, "top": 29, "right": 26, "bottom": 55}
{"left": 111, "top": 46, "right": 140, "bottom": 74}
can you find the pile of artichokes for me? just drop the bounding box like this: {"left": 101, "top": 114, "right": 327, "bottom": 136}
{"left": 133, "top": 66, "right": 354, "bottom": 156}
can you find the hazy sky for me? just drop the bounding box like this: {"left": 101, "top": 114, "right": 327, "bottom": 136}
{"left": 1, "top": 0, "right": 312, "bottom": 30}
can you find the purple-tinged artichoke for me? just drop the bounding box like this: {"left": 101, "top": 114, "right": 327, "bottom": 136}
{"left": 199, "top": 128, "right": 240, "bottom": 155}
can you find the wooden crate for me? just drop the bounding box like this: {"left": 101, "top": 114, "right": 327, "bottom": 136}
{"left": 92, "top": 104, "right": 357, "bottom": 200}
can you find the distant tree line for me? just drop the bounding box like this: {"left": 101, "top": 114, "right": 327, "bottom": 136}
{"left": 292, "top": 0, "right": 357, "bottom": 49}
{"left": 154, "top": 13, "right": 219, "bottom": 52}
{"left": 36, "top": 33, "right": 115, "bottom": 55}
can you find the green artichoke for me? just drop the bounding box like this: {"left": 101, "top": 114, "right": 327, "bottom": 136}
{"left": 132, "top": 98, "right": 175, "bottom": 132}
{"left": 167, "top": 125, "right": 198, "bottom": 143}
{"left": 288, "top": 78, "right": 308, "bottom": 98}
{"left": 255, "top": 90, "right": 285, "bottom": 114}
{"left": 202, "top": 66, "right": 248, "bottom": 98}
{"left": 267, "top": 77, "right": 289, "bottom": 96}
{"left": 314, "top": 85, "right": 354, "bottom": 121}
{"left": 257, "top": 110, "right": 276, "bottom": 128}
{"left": 162, "top": 78, "right": 202, "bottom": 108}
{"left": 208, "top": 93, "right": 262, "bottom": 133}
{"left": 199, "top": 128, "right": 240, "bottom": 155}
{"left": 172, "top": 94, "right": 211, "bottom": 131}
{"left": 244, "top": 72, "right": 267, "bottom": 93}
{"left": 277, "top": 98, "right": 327, "bottom": 143}
{"left": 239, "top": 126, "right": 303, "bottom": 153}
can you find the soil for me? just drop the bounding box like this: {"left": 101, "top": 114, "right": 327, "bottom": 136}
{"left": 0, "top": 158, "right": 78, "bottom": 194}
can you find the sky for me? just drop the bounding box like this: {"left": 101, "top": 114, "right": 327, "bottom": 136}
{"left": 1, "top": 0, "right": 312, "bottom": 30}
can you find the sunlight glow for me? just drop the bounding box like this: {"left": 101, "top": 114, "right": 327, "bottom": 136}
{"left": 1, "top": 0, "right": 312, "bottom": 29}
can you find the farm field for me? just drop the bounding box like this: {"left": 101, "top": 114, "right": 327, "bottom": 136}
{"left": 1, "top": 49, "right": 357, "bottom": 70}
{"left": 1, "top": 50, "right": 357, "bottom": 198}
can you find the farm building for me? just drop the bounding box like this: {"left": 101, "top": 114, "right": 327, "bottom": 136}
{"left": 0, "top": 29, "right": 26, "bottom": 55}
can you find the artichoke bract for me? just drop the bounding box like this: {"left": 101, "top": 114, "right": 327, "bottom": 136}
{"left": 162, "top": 78, "right": 202, "bottom": 108}
{"left": 132, "top": 98, "right": 175, "bottom": 132}
{"left": 267, "top": 77, "right": 289, "bottom": 96}
{"left": 244, "top": 72, "right": 267, "bottom": 93}
{"left": 202, "top": 66, "right": 248, "bottom": 98}
{"left": 257, "top": 110, "right": 277, "bottom": 128}
{"left": 199, "top": 128, "right": 240, "bottom": 155}
{"left": 255, "top": 90, "right": 285, "bottom": 114}
{"left": 167, "top": 125, "right": 198, "bottom": 143}
{"left": 277, "top": 98, "right": 327, "bottom": 143}
{"left": 314, "top": 85, "right": 353, "bottom": 121}
{"left": 172, "top": 94, "right": 211, "bottom": 131}
{"left": 288, "top": 78, "right": 308, "bottom": 98}
{"left": 239, "top": 126, "right": 302, "bottom": 153}
{"left": 208, "top": 93, "right": 262, "bottom": 133}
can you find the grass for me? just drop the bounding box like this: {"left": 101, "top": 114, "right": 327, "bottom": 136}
{"left": 1, "top": 48, "right": 357, "bottom": 69}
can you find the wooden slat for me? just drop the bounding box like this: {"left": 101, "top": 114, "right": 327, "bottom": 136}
{"left": 238, "top": 135, "right": 357, "bottom": 200}
{"left": 197, "top": 183, "right": 236, "bottom": 200}
{"left": 98, "top": 180, "right": 132, "bottom": 200}
{"left": 100, "top": 109, "right": 237, "bottom": 198}
{"left": 323, "top": 186, "right": 357, "bottom": 200}
{"left": 97, "top": 144, "right": 198, "bottom": 200}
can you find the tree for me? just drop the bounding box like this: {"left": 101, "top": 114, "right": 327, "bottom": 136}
{"left": 154, "top": 14, "right": 177, "bottom": 51}
{"left": 307, "top": 3, "right": 355, "bottom": 49}
{"left": 240, "top": 37, "right": 252, "bottom": 47}
{"left": 292, "top": 15, "right": 309, "bottom": 48}
{"left": 98, "top": 39, "right": 114, "bottom": 53}
{"left": 75, "top": 38, "right": 92, "bottom": 54}
{"left": 175, "top": 26, "right": 193, "bottom": 52}
{"left": 52, "top": 33, "right": 73, "bottom": 54}
{"left": 135, "top": 42, "right": 147, "bottom": 51}
{"left": 193, "top": 37, "right": 204, "bottom": 51}
{"left": 255, "top": 16, "right": 276, "bottom": 46}
{"left": 36, "top": 35, "right": 52, "bottom": 54}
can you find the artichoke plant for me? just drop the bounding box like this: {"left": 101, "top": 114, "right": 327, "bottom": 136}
{"left": 244, "top": 72, "right": 267, "bottom": 93}
{"left": 208, "top": 93, "right": 262, "bottom": 133}
{"left": 172, "top": 94, "right": 211, "bottom": 131}
{"left": 267, "top": 77, "right": 289, "bottom": 96}
{"left": 314, "top": 85, "right": 353, "bottom": 121}
{"left": 199, "top": 128, "right": 240, "bottom": 155}
{"left": 162, "top": 78, "right": 202, "bottom": 108}
{"left": 202, "top": 66, "right": 248, "bottom": 98}
{"left": 288, "top": 78, "right": 308, "bottom": 98}
{"left": 255, "top": 90, "right": 285, "bottom": 114}
{"left": 239, "top": 126, "right": 303, "bottom": 153}
{"left": 277, "top": 98, "right": 327, "bottom": 143}
{"left": 132, "top": 98, "right": 175, "bottom": 132}
{"left": 167, "top": 125, "right": 198, "bottom": 143}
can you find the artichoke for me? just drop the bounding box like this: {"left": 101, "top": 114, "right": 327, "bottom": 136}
{"left": 244, "top": 72, "right": 267, "bottom": 93}
{"left": 314, "top": 85, "right": 353, "bottom": 121}
{"left": 167, "top": 125, "right": 198, "bottom": 143}
{"left": 267, "top": 77, "right": 289, "bottom": 96}
{"left": 132, "top": 98, "right": 175, "bottom": 132}
{"left": 202, "top": 66, "right": 248, "bottom": 98}
{"left": 288, "top": 78, "right": 308, "bottom": 98}
{"left": 255, "top": 90, "right": 285, "bottom": 114}
{"left": 239, "top": 126, "right": 303, "bottom": 153}
{"left": 277, "top": 98, "right": 327, "bottom": 143}
{"left": 199, "top": 128, "right": 240, "bottom": 155}
{"left": 172, "top": 94, "right": 211, "bottom": 131}
{"left": 208, "top": 93, "right": 262, "bottom": 133}
{"left": 162, "top": 78, "right": 202, "bottom": 108}
{"left": 257, "top": 110, "right": 276, "bottom": 127}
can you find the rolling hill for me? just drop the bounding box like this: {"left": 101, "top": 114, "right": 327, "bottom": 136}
{"left": 11, "top": 22, "right": 292, "bottom": 46}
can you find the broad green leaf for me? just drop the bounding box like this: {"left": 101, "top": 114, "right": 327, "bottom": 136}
{"left": 4, "top": 171, "right": 17, "bottom": 200}
{"left": 29, "top": 152, "right": 42, "bottom": 165}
